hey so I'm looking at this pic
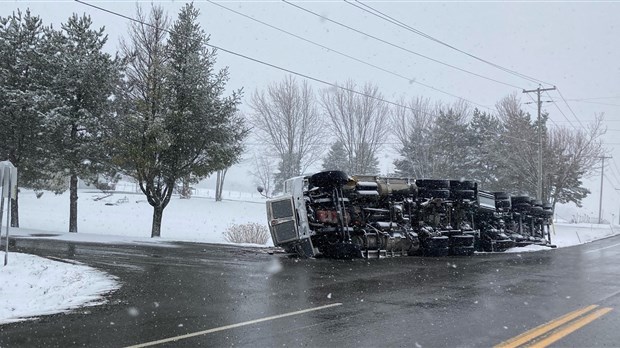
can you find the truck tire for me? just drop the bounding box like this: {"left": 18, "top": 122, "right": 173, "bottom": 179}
{"left": 495, "top": 199, "right": 511, "bottom": 209}
{"left": 450, "top": 234, "right": 475, "bottom": 247}
{"left": 450, "top": 246, "right": 475, "bottom": 256}
{"left": 511, "top": 195, "right": 531, "bottom": 205}
{"left": 309, "top": 171, "right": 349, "bottom": 188}
{"left": 416, "top": 179, "right": 450, "bottom": 189}
{"left": 451, "top": 189, "right": 476, "bottom": 200}
{"left": 493, "top": 191, "right": 510, "bottom": 200}
{"left": 418, "top": 188, "right": 450, "bottom": 199}
{"left": 450, "top": 180, "right": 476, "bottom": 190}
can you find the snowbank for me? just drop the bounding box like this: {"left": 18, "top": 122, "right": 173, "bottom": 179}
{"left": 0, "top": 252, "right": 119, "bottom": 324}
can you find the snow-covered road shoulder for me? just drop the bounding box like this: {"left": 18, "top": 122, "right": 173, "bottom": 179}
{"left": 0, "top": 252, "right": 119, "bottom": 325}
{"left": 504, "top": 222, "right": 619, "bottom": 253}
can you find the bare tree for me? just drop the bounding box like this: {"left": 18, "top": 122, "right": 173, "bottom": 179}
{"left": 248, "top": 75, "right": 323, "bottom": 191}
{"left": 320, "top": 80, "right": 389, "bottom": 175}
{"left": 544, "top": 114, "right": 606, "bottom": 208}
{"left": 250, "top": 153, "right": 275, "bottom": 198}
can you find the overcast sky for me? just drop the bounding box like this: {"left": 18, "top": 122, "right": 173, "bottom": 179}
{"left": 6, "top": 0, "right": 620, "bottom": 219}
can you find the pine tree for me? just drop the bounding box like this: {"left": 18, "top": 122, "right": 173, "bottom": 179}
{"left": 0, "top": 10, "right": 54, "bottom": 227}
{"left": 45, "top": 14, "right": 120, "bottom": 232}
{"left": 322, "top": 141, "right": 349, "bottom": 172}
{"left": 466, "top": 109, "right": 502, "bottom": 190}
{"left": 114, "top": 4, "right": 247, "bottom": 237}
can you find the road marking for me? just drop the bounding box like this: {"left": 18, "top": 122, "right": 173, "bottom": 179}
{"left": 529, "top": 307, "right": 613, "bottom": 348}
{"left": 495, "top": 305, "right": 613, "bottom": 348}
{"left": 494, "top": 305, "right": 598, "bottom": 348}
{"left": 125, "top": 302, "right": 342, "bottom": 348}
{"left": 584, "top": 242, "right": 620, "bottom": 253}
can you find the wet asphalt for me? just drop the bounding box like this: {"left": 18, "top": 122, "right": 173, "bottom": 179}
{"left": 1, "top": 234, "right": 619, "bottom": 347}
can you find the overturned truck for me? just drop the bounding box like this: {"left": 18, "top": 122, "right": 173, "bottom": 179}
{"left": 266, "top": 171, "right": 554, "bottom": 258}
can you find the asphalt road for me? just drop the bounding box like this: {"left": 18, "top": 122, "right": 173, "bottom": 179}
{"left": 1, "top": 234, "right": 619, "bottom": 348}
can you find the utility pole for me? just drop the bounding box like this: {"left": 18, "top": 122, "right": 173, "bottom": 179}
{"left": 523, "top": 86, "right": 556, "bottom": 201}
{"left": 598, "top": 156, "right": 612, "bottom": 224}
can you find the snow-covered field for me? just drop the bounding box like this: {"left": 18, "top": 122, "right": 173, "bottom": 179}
{"left": 1, "top": 188, "right": 619, "bottom": 324}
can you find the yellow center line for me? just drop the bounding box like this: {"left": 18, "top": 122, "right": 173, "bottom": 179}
{"left": 495, "top": 305, "right": 599, "bottom": 348}
{"left": 125, "top": 302, "right": 342, "bottom": 348}
{"left": 529, "top": 307, "right": 613, "bottom": 348}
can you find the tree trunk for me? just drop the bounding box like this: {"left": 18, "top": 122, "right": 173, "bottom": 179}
{"left": 215, "top": 169, "right": 228, "bottom": 202}
{"left": 151, "top": 205, "right": 163, "bottom": 238}
{"left": 215, "top": 171, "right": 222, "bottom": 201}
{"left": 180, "top": 176, "right": 191, "bottom": 199}
{"left": 10, "top": 194, "right": 19, "bottom": 227}
{"left": 69, "top": 174, "right": 78, "bottom": 232}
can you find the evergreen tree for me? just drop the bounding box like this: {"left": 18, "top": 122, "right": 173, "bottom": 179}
{"left": 0, "top": 10, "right": 53, "bottom": 226}
{"left": 466, "top": 109, "right": 502, "bottom": 190}
{"left": 114, "top": 4, "right": 247, "bottom": 237}
{"left": 45, "top": 14, "right": 120, "bottom": 232}
{"left": 432, "top": 107, "right": 470, "bottom": 179}
{"left": 494, "top": 95, "right": 539, "bottom": 196}
{"left": 322, "top": 141, "right": 349, "bottom": 172}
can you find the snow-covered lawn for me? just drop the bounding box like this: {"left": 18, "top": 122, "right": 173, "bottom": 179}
{"left": 1, "top": 188, "right": 619, "bottom": 325}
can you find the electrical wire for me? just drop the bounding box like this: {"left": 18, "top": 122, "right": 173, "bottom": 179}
{"left": 544, "top": 91, "right": 579, "bottom": 130}
{"left": 282, "top": 0, "right": 525, "bottom": 90}
{"left": 346, "top": 0, "right": 553, "bottom": 88}
{"left": 75, "top": 0, "right": 563, "bottom": 148}
{"left": 556, "top": 87, "right": 586, "bottom": 129}
{"left": 206, "top": 0, "right": 490, "bottom": 110}
{"left": 74, "top": 0, "right": 421, "bottom": 112}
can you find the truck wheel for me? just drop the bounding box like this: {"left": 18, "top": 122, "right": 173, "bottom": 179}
{"left": 495, "top": 199, "right": 511, "bottom": 209}
{"left": 451, "top": 189, "right": 476, "bottom": 200}
{"left": 450, "top": 235, "right": 474, "bottom": 247}
{"left": 416, "top": 179, "right": 450, "bottom": 189}
{"left": 418, "top": 188, "right": 450, "bottom": 199}
{"left": 450, "top": 180, "right": 476, "bottom": 190}
{"left": 511, "top": 195, "right": 531, "bottom": 205}
{"left": 450, "top": 246, "right": 475, "bottom": 256}
{"left": 493, "top": 192, "right": 510, "bottom": 200}
{"left": 309, "top": 171, "right": 349, "bottom": 188}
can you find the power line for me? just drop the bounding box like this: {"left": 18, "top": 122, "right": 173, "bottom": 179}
{"left": 556, "top": 88, "right": 586, "bottom": 129}
{"left": 565, "top": 100, "right": 620, "bottom": 108}
{"left": 282, "top": 0, "right": 525, "bottom": 90}
{"left": 544, "top": 91, "right": 579, "bottom": 130}
{"left": 567, "top": 96, "right": 620, "bottom": 101}
{"left": 206, "top": 0, "right": 490, "bottom": 109}
{"left": 74, "top": 0, "right": 420, "bottom": 112}
{"left": 346, "top": 0, "right": 552, "bottom": 88}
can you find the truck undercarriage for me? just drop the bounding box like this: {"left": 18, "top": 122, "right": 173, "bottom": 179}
{"left": 266, "top": 171, "right": 554, "bottom": 259}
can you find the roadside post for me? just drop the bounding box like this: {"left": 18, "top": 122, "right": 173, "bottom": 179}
{"left": 0, "top": 161, "right": 17, "bottom": 266}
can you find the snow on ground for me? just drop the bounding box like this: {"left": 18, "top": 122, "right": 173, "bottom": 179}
{"left": 0, "top": 251, "right": 119, "bottom": 325}
{"left": 12, "top": 189, "right": 270, "bottom": 245}
{"left": 1, "top": 188, "right": 619, "bottom": 324}
{"left": 505, "top": 222, "right": 619, "bottom": 253}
